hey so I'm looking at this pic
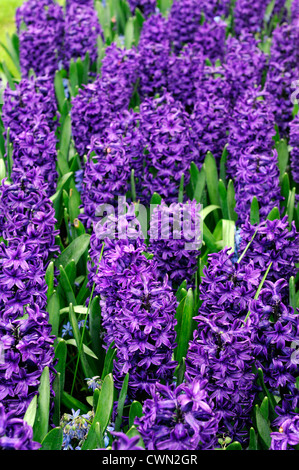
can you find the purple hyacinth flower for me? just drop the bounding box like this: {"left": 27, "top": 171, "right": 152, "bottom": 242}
{"left": 0, "top": 404, "right": 40, "bottom": 450}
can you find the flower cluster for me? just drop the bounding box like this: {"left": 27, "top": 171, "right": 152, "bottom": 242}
{"left": 136, "top": 378, "right": 220, "bottom": 450}
{"left": 289, "top": 113, "right": 299, "bottom": 184}
{"left": 88, "top": 207, "right": 177, "bottom": 400}
{"left": 265, "top": 23, "right": 299, "bottom": 136}
{"left": 147, "top": 199, "right": 201, "bottom": 288}
{"left": 127, "top": 0, "right": 156, "bottom": 18}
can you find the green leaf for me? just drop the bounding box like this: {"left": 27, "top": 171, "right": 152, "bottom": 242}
{"left": 126, "top": 426, "right": 145, "bottom": 449}
{"left": 150, "top": 192, "right": 162, "bottom": 206}
{"left": 97, "top": 35, "right": 105, "bottom": 73}
{"left": 0, "top": 159, "right": 5, "bottom": 184}
{"left": 202, "top": 221, "right": 219, "bottom": 252}
{"left": 250, "top": 196, "right": 260, "bottom": 225}
{"left": 255, "top": 405, "right": 272, "bottom": 449}
{"left": 33, "top": 367, "right": 50, "bottom": 444}
{"left": 83, "top": 52, "right": 90, "bottom": 84}
{"left": 69, "top": 59, "right": 78, "bottom": 97}
{"left": 65, "top": 259, "right": 76, "bottom": 287}
{"left": 54, "top": 234, "right": 90, "bottom": 269}
{"left": 114, "top": 373, "right": 129, "bottom": 432}
{"left": 176, "top": 280, "right": 187, "bottom": 302}
{"left": 52, "top": 372, "right": 61, "bottom": 427}
{"left": 40, "top": 427, "right": 63, "bottom": 451}
{"left": 175, "top": 288, "right": 194, "bottom": 364}
{"left": 200, "top": 205, "right": 220, "bottom": 221}
{"left": 23, "top": 395, "right": 37, "bottom": 429}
